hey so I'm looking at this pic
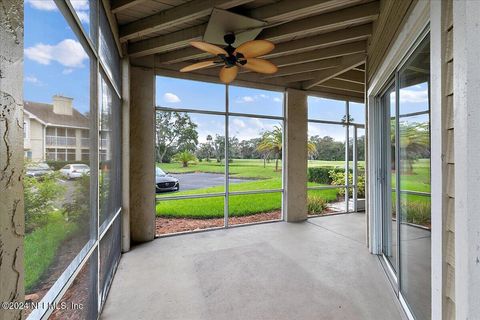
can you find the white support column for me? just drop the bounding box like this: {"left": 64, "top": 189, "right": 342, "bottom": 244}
{"left": 453, "top": 1, "right": 480, "bottom": 318}
{"left": 129, "top": 59, "right": 156, "bottom": 243}
{"left": 284, "top": 88, "right": 308, "bottom": 222}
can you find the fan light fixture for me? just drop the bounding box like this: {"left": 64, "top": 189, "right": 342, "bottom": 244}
{"left": 180, "top": 33, "right": 278, "bottom": 84}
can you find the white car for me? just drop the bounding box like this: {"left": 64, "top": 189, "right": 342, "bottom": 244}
{"left": 60, "top": 164, "right": 90, "bottom": 179}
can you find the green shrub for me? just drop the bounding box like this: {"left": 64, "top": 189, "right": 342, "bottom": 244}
{"left": 307, "top": 167, "right": 348, "bottom": 184}
{"left": 24, "top": 173, "right": 65, "bottom": 233}
{"left": 307, "top": 195, "right": 327, "bottom": 214}
{"left": 45, "top": 160, "right": 89, "bottom": 171}
{"left": 328, "top": 170, "right": 366, "bottom": 198}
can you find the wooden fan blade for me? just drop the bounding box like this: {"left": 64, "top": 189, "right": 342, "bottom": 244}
{"left": 219, "top": 66, "right": 238, "bottom": 84}
{"left": 180, "top": 61, "right": 216, "bottom": 72}
{"left": 235, "top": 40, "right": 274, "bottom": 58}
{"left": 242, "top": 58, "right": 278, "bottom": 74}
{"left": 190, "top": 41, "right": 227, "bottom": 55}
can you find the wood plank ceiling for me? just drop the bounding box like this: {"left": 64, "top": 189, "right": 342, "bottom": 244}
{"left": 110, "top": 0, "right": 381, "bottom": 102}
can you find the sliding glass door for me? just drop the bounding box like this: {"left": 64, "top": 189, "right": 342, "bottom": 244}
{"left": 380, "top": 34, "right": 431, "bottom": 320}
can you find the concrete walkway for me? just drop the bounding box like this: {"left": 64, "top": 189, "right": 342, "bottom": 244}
{"left": 101, "top": 214, "right": 407, "bottom": 320}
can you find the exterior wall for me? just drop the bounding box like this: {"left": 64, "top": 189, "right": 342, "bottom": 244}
{"left": 452, "top": 1, "right": 480, "bottom": 318}
{"left": 0, "top": 1, "right": 25, "bottom": 319}
{"left": 431, "top": 0, "right": 455, "bottom": 318}
{"left": 29, "top": 119, "right": 44, "bottom": 161}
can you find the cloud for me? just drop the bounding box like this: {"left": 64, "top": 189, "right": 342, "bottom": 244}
{"left": 163, "top": 92, "right": 181, "bottom": 103}
{"left": 26, "top": 0, "right": 90, "bottom": 24}
{"left": 399, "top": 89, "right": 428, "bottom": 103}
{"left": 24, "top": 75, "right": 42, "bottom": 85}
{"left": 26, "top": 0, "right": 57, "bottom": 11}
{"left": 25, "top": 39, "right": 88, "bottom": 68}
{"left": 235, "top": 94, "right": 282, "bottom": 104}
{"left": 62, "top": 68, "right": 74, "bottom": 75}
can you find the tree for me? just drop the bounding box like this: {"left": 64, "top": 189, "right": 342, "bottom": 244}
{"left": 309, "top": 135, "right": 344, "bottom": 161}
{"left": 155, "top": 111, "right": 199, "bottom": 163}
{"left": 257, "top": 125, "right": 283, "bottom": 171}
{"left": 398, "top": 121, "right": 430, "bottom": 174}
{"left": 172, "top": 150, "right": 198, "bottom": 167}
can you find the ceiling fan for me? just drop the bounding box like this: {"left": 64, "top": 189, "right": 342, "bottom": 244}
{"left": 180, "top": 33, "right": 278, "bottom": 84}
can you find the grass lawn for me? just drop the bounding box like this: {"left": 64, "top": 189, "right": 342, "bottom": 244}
{"left": 25, "top": 212, "right": 78, "bottom": 292}
{"left": 156, "top": 158, "right": 430, "bottom": 219}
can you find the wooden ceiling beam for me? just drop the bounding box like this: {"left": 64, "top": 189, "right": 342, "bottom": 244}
{"left": 269, "top": 41, "right": 366, "bottom": 67}
{"left": 110, "top": 0, "right": 147, "bottom": 14}
{"left": 128, "top": 2, "right": 378, "bottom": 57}
{"left": 264, "top": 57, "right": 341, "bottom": 78}
{"left": 318, "top": 78, "right": 365, "bottom": 93}
{"left": 156, "top": 23, "right": 372, "bottom": 64}
{"left": 335, "top": 69, "right": 365, "bottom": 84}
{"left": 309, "top": 87, "right": 364, "bottom": 101}
{"left": 302, "top": 53, "right": 366, "bottom": 89}
{"left": 120, "top": 0, "right": 253, "bottom": 42}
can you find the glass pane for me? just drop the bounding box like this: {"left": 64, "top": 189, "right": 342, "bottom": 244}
{"left": 228, "top": 117, "right": 283, "bottom": 191}
{"left": 307, "top": 188, "right": 346, "bottom": 216}
{"left": 99, "top": 3, "right": 120, "bottom": 88}
{"left": 156, "top": 112, "right": 225, "bottom": 196}
{"left": 308, "top": 96, "right": 346, "bottom": 122}
{"left": 24, "top": 0, "right": 93, "bottom": 306}
{"left": 229, "top": 192, "right": 282, "bottom": 226}
{"left": 229, "top": 86, "right": 283, "bottom": 117}
{"left": 100, "top": 217, "right": 121, "bottom": 305}
{"left": 156, "top": 196, "right": 225, "bottom": 235}
{"left": 156, "top": 76, "right": 225, "bottom": 112}
{"left": 49, "top": 252, "right": 98, "bottom": 320}
{"left": 69, "top": 0, "right": 91, "bottom": 37}
{"left": 382, "top": 83, "right": 397, "bottom": 272}
{"left": 349, "top": 102, "right": 365, "bottom": 125}
{"left": 398, "top": 35, "right": 431, "bottom": 320}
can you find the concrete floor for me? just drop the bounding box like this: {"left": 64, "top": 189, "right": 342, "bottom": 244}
{"left": 101, "top": 213, "right": 407, "bottom": 320}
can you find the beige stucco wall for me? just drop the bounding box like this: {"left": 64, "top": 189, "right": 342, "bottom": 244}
{"left": 0, "top": 1, "right": 25, "bottom": 319}
{"left": 29, "top": 119, "right": 44, "bottom": 161}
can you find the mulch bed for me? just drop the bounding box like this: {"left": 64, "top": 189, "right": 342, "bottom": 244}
{"left": 156, "top": 211, "right": 281, "bottom": 235}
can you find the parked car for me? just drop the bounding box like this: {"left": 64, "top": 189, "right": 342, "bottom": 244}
{"left": 156, "top": 167, "right": 179, "bottom": 193}
{"left": 25, "top": 162, "right": 53, "bottom": 178}
{"left": 60, "top": 164, "right": 90, "bottom": 179}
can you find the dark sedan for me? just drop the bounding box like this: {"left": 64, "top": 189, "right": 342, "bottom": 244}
{"left": 155, "top": 167, "right": 179, "bottom": 193}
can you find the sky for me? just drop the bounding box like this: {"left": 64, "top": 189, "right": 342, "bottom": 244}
{"left": 24, "top": 0, "right": 91, "bottom": 114}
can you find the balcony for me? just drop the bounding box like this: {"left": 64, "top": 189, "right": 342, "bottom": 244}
{"left": 46, "top": 135, "right": 76, "bottom": 147}
{"left": 101, "top": 214, "right": 405, "bottom": 320}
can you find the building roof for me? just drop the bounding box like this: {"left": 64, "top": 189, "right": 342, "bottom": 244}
{"left": 24, "top": 101, "right": 89, "bottom": 129}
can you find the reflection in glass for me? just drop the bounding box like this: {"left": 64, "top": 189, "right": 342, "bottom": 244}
{"left": 229, "top": 86, "right": 283, "bottom": 117}
{"left": 398, "top": 36, "right": 431, "bottom": 320}
{"left": 23, "top": 1, "right": 92, "bottom": 309}
{"left": 228, "top": 117, "right": 283, "bottom": 191}
{"left": 382, "top": 84, "right": 397, "bottom": 272}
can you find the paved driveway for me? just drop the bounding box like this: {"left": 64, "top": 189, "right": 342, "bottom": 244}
{"left": 170, "top": 172, "right": 251, "bottom": 191}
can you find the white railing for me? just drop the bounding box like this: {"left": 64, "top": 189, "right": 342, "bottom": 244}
{"left": 46, "top": 136, "right": 76, "bottom": 147}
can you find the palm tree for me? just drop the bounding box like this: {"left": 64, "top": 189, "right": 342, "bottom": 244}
{"left": 257, "top": 125, "right": 318, "bottom": 171}
{"left": 172, "top": 150, "right": 198, "bottom": 167}
{"left": 257, "top": 126, "right": 282, "bottom": 172}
